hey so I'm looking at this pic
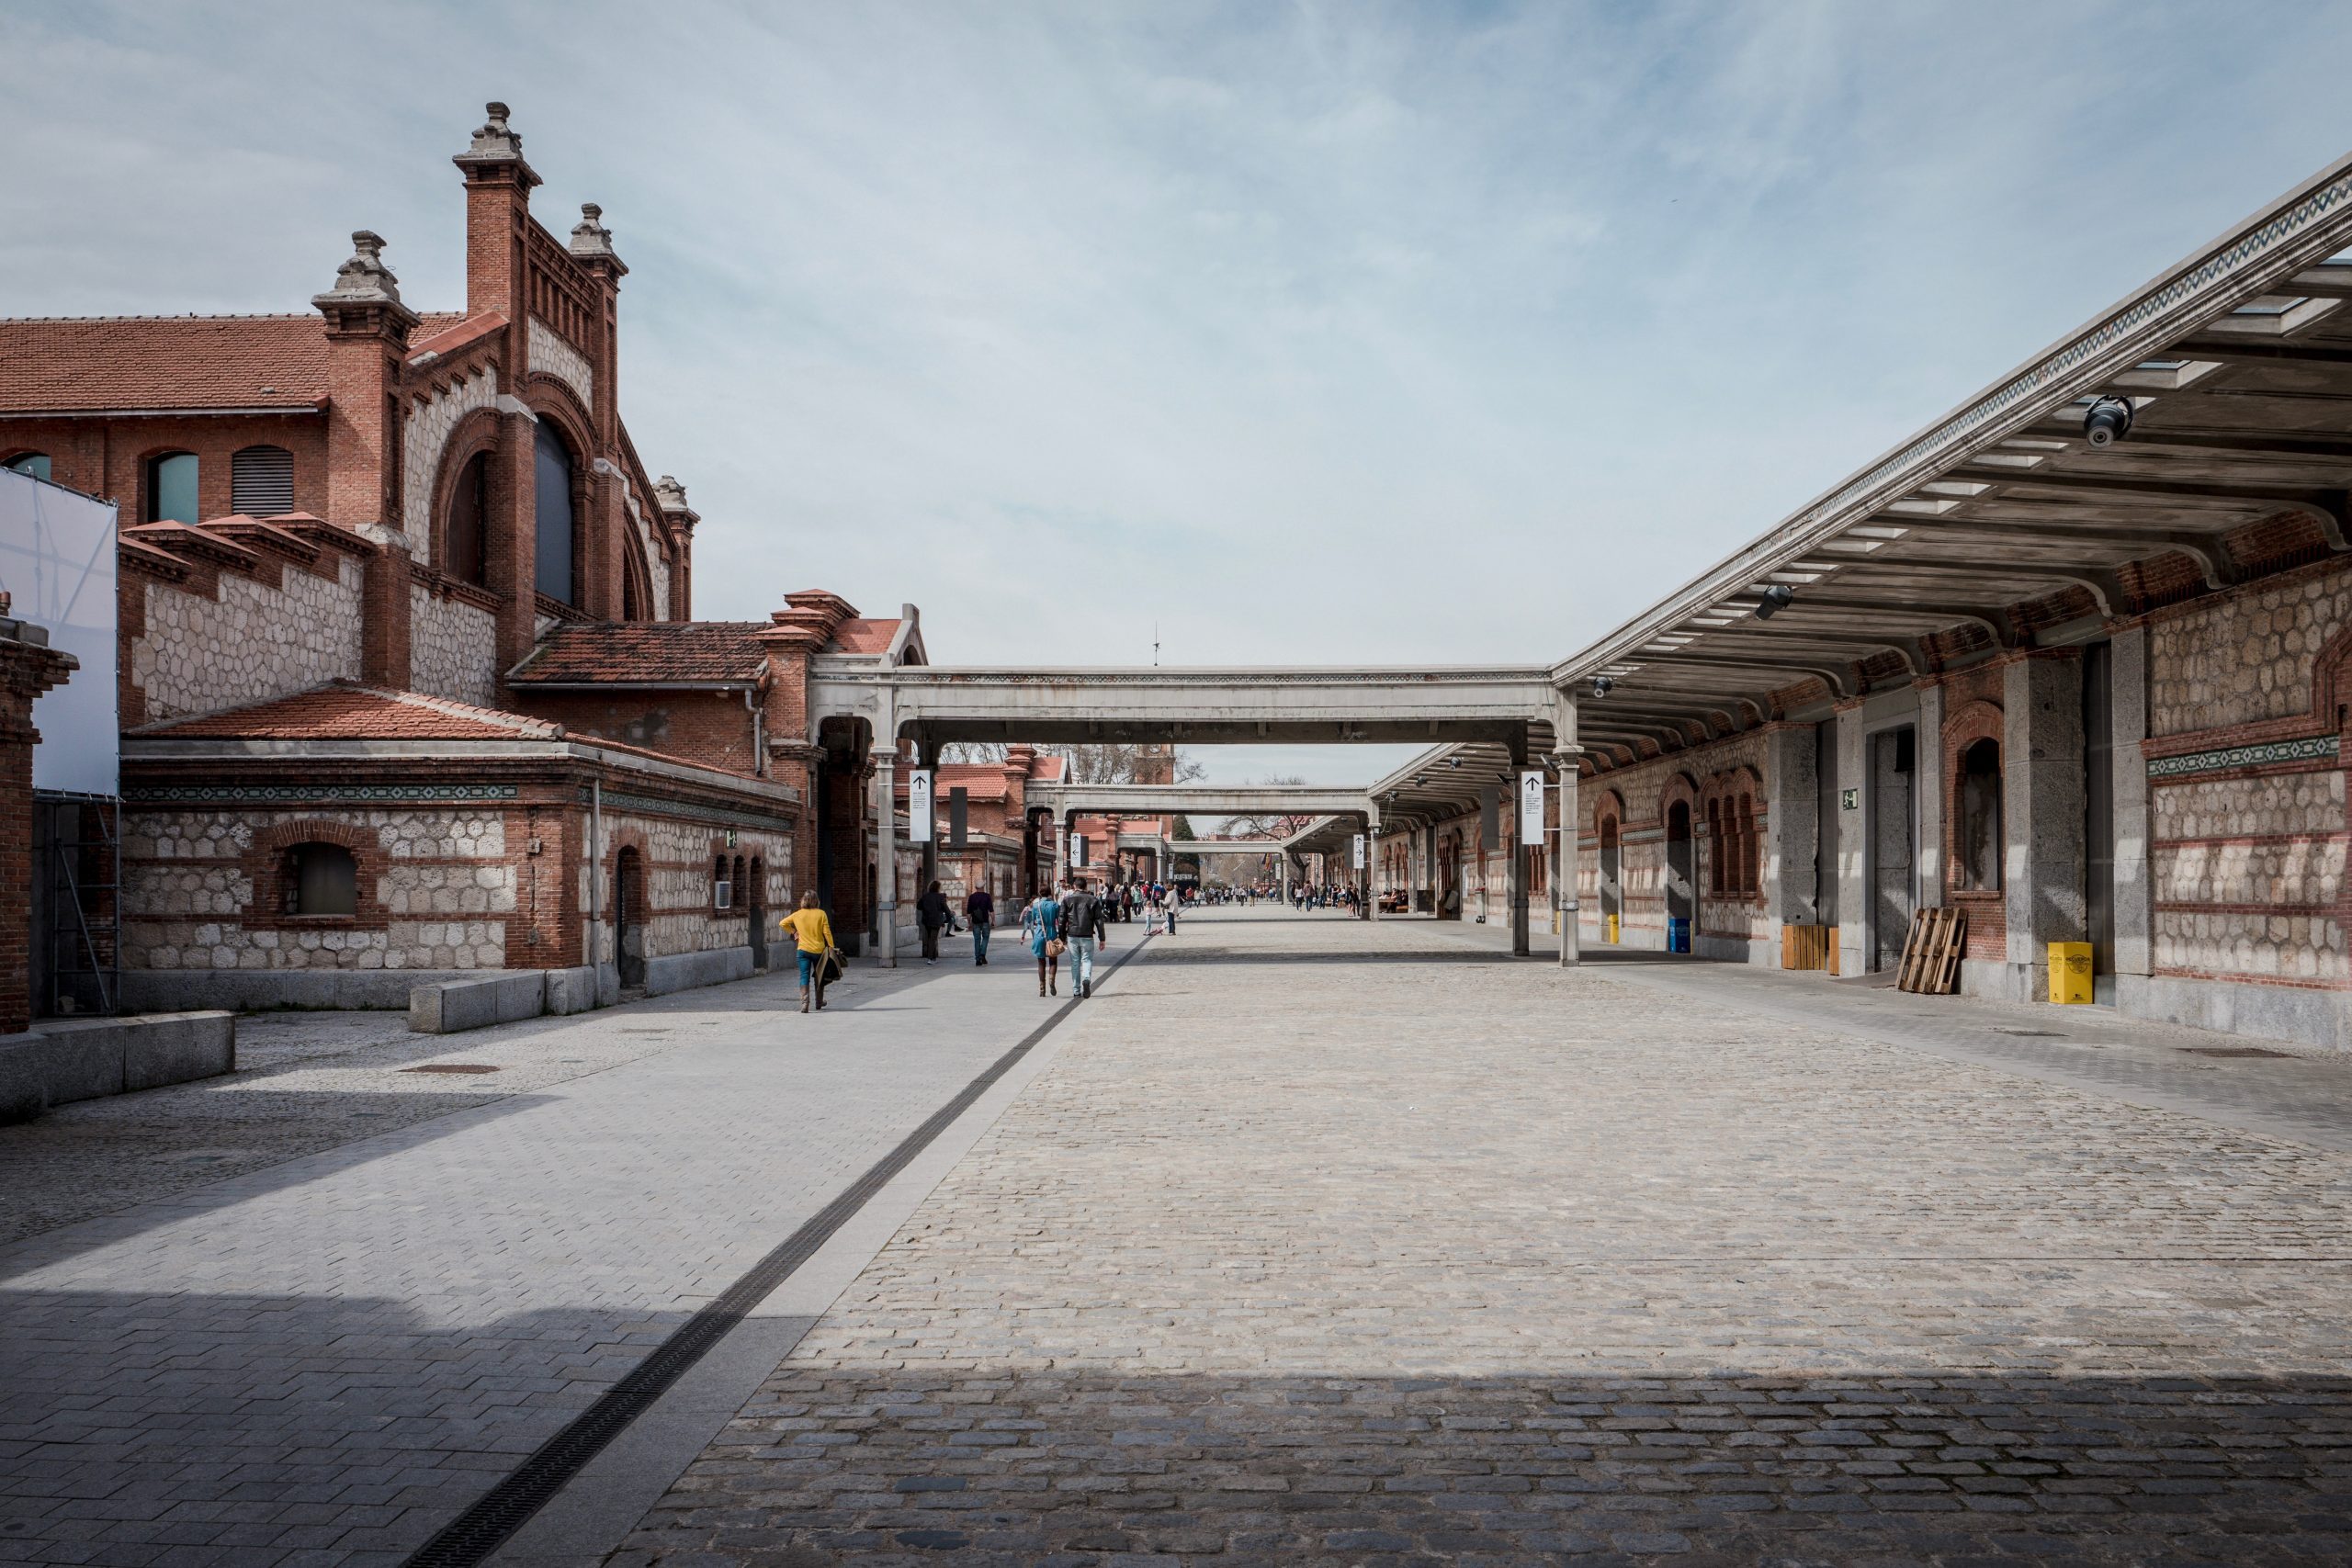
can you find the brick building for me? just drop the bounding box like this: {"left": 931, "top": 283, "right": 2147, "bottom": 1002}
{"left": 0, "top": 105, "right": 928, "bottom": 1013}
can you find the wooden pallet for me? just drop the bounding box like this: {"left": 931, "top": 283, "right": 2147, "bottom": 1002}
{"left": 1895, "top": 907, "right": 1967, "bottom": 995}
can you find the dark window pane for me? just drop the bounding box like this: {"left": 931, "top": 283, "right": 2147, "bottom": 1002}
{"left": 447, "top": 452, "right": 488, "bottom": 584}
{"left": 148, "top": 452, "right": 198, "bottom": 524}
{"left": 534, "top": 423, "right": 574, "bottom": 603}
{"left": 4, "top": 452, "right": 51, "bottom": 482}
{"left": 291, "top": 842, "right": 358, "bottom": 917}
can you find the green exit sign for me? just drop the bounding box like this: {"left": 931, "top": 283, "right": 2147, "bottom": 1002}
{"left": 1841, "top": 788, "right": 1860, "bottom": 811}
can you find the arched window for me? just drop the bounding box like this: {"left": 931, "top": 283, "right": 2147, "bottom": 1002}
{"left": 231, "top": 444, "right": 294, "bottom": 515}
{"left": 533, "top": 422, "right": 576, "bottom": 604}
{"left": 446, "top": 450, "right": 490, "bottom": 585}
{"left": 1738, "top": 791, "right": 1757, "bottom": 895}
{"left": 145, "top": 451, "right": 198, "bottom": 524}
{"left": 1956, "top": 739, "right": 2003, "bottom": 890}
{"left": 287, "top": 842, "right": 357, "bottom": 917}
{"left": 4, "top": 452, "right": 51, "bottom": 482}
{"left": 712, "top": 854, "right": 733, "bottom": 911}
{"left": 1705, "top": 797, "right": 1724, "bottom": 894}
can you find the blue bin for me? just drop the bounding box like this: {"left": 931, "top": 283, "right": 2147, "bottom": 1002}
{"left": 1667, "top": 918, "right": 1690, "bottom": 954}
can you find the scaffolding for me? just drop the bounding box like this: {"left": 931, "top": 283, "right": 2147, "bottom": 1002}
{"left": 36, "top": 792, "right": 120, "bottom": 1019}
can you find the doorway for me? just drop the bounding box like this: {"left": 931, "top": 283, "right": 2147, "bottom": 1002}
{"left": 1599, "top": 817, "right": 1622, "bottom": 939}
{"left": 1870, "top": 727, "right": 1916, "bottom": 972}
{"left": 614, "top": 847, "right": 646, "bottom": 988}
{"left": 747, "top": 855, "right": 767, "bottom": 968}
{"left": 1665, "top": 799, "right": 1693, "bottom": 941}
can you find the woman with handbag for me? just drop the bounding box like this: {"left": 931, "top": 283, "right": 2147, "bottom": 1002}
{"left": 1023, "top": 886, "right": 1063, "bottom": 998}
{"left": 778, "top": 891, "right": 838, "bottom": 1013}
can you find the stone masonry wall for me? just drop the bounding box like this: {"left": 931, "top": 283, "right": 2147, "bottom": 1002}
{"left": 2149, "top": 561, "right": 2352, "bottom": 739}
{"left": 409, "top": 584, "right": 500, "bottom": 706}
{"left": 527, "top": 317, "right": 594, "bottom": 412}
{"left": 586, "top": 808, "right": 791, "bottom": 966}
{"left": 121, "top": 806, "right": 514, "bottom": 973}
{"left": 400, "top": 367, "right": 500, "bottom": 557}
{"left": 1577, "top": 731, "right": 1768, "bottom": 950}
{"left": 131, "top": 555, "right": 364, "bottom": 723}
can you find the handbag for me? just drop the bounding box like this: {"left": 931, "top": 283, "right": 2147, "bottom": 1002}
{"left": 1046, "top": 938, "right": 1066, "bottom": 959}
{"left": 820, "top": 947, "right": 844, "bottom": 983}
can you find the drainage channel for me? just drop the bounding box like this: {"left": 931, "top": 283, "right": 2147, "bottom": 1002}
{"left": 400, "top": 935, "right": 1152, "bottom": 1568}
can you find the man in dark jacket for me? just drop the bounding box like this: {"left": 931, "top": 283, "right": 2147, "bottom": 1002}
{"left": 916, "top": 879, "right": 951, "bottom": 964}
{"left": 965, "top": 886, "right": 995, "bottom": 965}
{"left": 1057, "top": 878, "right": 1110, "bottom": 998}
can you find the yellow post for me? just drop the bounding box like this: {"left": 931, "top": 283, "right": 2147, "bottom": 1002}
{"left": 2048, "top": 942, "right": 2094, "bottom": 1005}
{"left": 1605, "top": 913, "right": 1620, "bottom": 944}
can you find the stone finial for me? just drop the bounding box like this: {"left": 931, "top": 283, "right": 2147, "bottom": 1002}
{"left": 466, "top": 101, "right": 524, "bottom": 160}
{"left": 315, "top": 231, "right": 403, "bottom": 306}
{"left": 653, "top": 474, "right": 692, "bottom": 516}
{"left": 570, "top": 202, "right": 617, "bottom": 259}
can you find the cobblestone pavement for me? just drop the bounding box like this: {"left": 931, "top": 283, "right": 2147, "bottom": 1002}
{"left": 0, "top": 951, "right": 1066, "bottom": 1566}
{"left": 615, "top": 908, "right": 2352, "bottom": 1566}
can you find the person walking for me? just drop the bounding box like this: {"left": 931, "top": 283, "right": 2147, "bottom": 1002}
{"left": 1023, "top": 885, "right": 1063, "bottom": 997}
{"left": 916, "top": 879, "right": 950, "bottom": 964}
{"left": 1057, "top": 878, "right": 1109, "bottom": 999}
{"left": 1163, "top": 884, "right": 1179, "bottom": 934}
{"left": 966, "top": 884, "right": 995, "bottom": 966}
{"left": 778, "top": 891, "right": 837, "bottom": 1013}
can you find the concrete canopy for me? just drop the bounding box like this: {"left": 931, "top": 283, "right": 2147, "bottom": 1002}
{"left": 1028, "top": 783, "right": 1378, "bottom": 821}
{"left": 1551, "top": 150, "right": 2352, "bottom": 766}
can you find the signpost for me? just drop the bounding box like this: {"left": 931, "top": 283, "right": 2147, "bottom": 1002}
{"left": 909, "top": 769, "right": 933, "bottom": 842}
{"left": 1519, "top": 771, "right": 1544, "bottom": 846}
{"left": 1351, "top": 832, "right": 1366, "bottom": 870}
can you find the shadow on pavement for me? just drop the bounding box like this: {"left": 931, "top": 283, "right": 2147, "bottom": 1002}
{"left": 614, "top": 1364, "right": 2352, "bottom": 1565}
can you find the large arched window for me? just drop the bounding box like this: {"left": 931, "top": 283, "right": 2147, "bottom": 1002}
{"left": 446, "top": 450, "right": 490, "bottom": 585}
{"left": 1956, "top": 739, "right": 2003, "bottom": 891}
{"left": 1705, "top": 797, "right": 1724, "bottom": 894}
{"left": 287, "top": 842, "right": 358, "bottom": 917}
{"left": 4, "top": 452, "right": 51, "bottom": 482}
{"left": 231, "top": 444, "right": 294, "bottom": 516}
{"left": 145, "top": 451, "right": 198, "bottom": 523}
{"left": 533, "top": 422, "right": 576, "bottom": 604}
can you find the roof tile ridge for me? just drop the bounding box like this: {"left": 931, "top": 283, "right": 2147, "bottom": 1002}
{"left": 373, "top": 684, "right": 564, "bottom": 737}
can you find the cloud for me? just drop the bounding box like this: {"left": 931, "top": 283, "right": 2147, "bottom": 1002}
{"left": 5, "top": 0, "right": 2349, "bottom": 786}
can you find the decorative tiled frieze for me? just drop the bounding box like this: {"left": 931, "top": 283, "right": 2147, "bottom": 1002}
{"left": 126, "top": 784, "right": 521, "bottom": 805}
{"left": 2147, "top": 734, "right": 2339, "bottom": 778}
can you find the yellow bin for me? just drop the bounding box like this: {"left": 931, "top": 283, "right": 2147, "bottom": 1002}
{"left": 2049, "top": 942, "right": 2094, "bottom": 1005}
{"left": 1605, "top": 913, "right": 1621, "bottom": 944}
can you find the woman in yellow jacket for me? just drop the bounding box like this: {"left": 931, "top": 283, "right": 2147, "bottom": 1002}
{"left": 778, "top": 891, "right": 836, "bottom": 1013}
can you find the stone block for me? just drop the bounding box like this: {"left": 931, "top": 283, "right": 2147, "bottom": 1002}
{"left": 0, "top": 1011, "right": 236, "bottom": 1123}
{"left": 408, "top": 972, "right": 545, "bottom": 1034}
{"left": 542, "top": 964, "right": 601, "bottom": 1016}
{"left": 122, "top": 1012, "right": 237, "bottom": 1091}
{"left": 642, "top": 945, "right": 755, "bottom": 998}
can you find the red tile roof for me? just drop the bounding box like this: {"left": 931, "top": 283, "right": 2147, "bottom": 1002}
{"left": 508, "top": 622, "right": 770, "bottom": 685}
{"left": 0, "top": 311, "right": 465, "bottom": 413}
{"left": 133, "top": 681, "right": 560, "bottom": 740}
{"left": 831, "top": 617, "right": 901, "bottom": 655}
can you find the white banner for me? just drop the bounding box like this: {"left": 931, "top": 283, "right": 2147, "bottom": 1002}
{"left": 909, "top": 769, "right": 933, "bottom": 842}
{"left": 0, "top": 472, "right": 119, "bottom": 796}
{"left": 1069, "top": 832, "right": 1088, "bottom": 868}
{"left": 1519, "top": 770, "right": 1545, "bottom": 846}
{"left": 1351, "top": 832, "right": 1366, "bottom": 870}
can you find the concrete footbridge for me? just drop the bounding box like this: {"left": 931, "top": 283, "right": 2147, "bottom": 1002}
{"left": 1026, "top": 782, "right": 1382, "bottom": 823}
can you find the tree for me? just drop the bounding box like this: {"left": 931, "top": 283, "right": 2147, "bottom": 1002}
{"left": 1220, "top": 773, "right": 1317, "bottom": 841}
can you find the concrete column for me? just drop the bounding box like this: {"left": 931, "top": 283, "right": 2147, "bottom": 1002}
{"left": 1762, "top": 724, "right": 1818, "bottom": 963}
{"left": 1368, "top": 818, "right": 1382, "bottom": 922}
{"left": 2004, "top": 650, "right": 2087, "bottom": 1001}
{"left": 1835, "top": 704, "right": 1868, "bottom": 976}
{"left": 1557, "top": 762, "right": 1580, "bottom": 966}
{"left": 1915, "top": 686, "right": 1946, "bottom": 909}
{"left": 873, "top": 750, "right": 898, "bottom": 967}
{"left": 2111, "top": 626, "right": 2152, "bottom": 988}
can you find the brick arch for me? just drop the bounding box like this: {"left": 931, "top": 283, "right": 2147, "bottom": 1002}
{"left": 425, "top": 406, "right": 505, "bottom": 581}
{"left": 242, "top": 818, "right": 387, "bottom": 929}
{"left": 1658, "top": 771, "right": 1701, "bottom": 823}
{"left": 2315, "top": 619, "right": 2352, "bottom": 729}
{"left": 1589, "top": 786, "right": 1626, "bottom": 832}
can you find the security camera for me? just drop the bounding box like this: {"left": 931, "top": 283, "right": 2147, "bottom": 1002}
{"left": 2084, "top": 396, "right": 2133, "bottom": 448}
{"left": 1589, "top": 675, "right": 1614, "bottom": 698}
{"left": 1754, "top": 583, "right": 1796, "bottom": 620}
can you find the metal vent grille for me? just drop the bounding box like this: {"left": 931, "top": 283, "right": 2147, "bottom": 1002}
{"left": 231, "top": 444, "right": 294, "bottom": 515}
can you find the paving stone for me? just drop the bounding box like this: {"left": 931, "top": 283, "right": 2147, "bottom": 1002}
{"left": 616, "top": 908, "right": 2352, "bottom": 1564}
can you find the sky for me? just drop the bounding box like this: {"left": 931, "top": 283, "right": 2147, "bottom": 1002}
{"left": 6, "top": 1, "right": 2351, "bottom": 785}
